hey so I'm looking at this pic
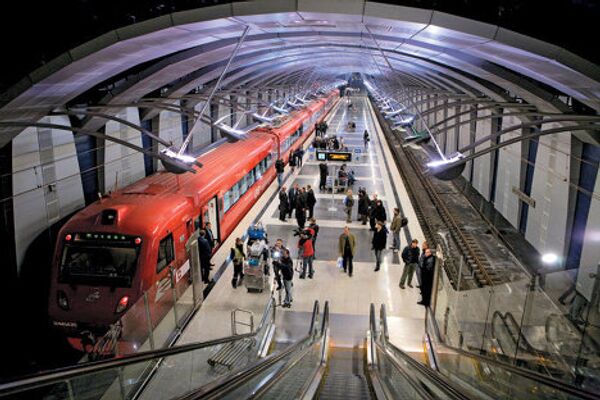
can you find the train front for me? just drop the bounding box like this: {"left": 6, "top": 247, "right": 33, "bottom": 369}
{"left": 48, "top": 206, "right": 146, "bottom": 352}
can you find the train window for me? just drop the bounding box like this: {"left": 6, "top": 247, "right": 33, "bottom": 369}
{"left": 223, "top": 190, "right": 232, "bottom": 212}
{"left": 240, "top": 174, "right": 248, "bottom": 195}
{"left": 156, "top": 234, "right": 174, "bottom": 273}
{"left": 247, "top": 170, "right": 255, "bottom": 187}
{"left": 232, "top": 183, "right": 240, "bottom": 203}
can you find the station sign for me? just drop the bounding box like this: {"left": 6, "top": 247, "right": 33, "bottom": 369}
{"left": 316, "top": 151, "right": 352, "bottom": 162}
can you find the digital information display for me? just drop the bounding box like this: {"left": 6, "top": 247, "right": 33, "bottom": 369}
{"left": 316, "top": 151, "right": 352, "bottom": 162}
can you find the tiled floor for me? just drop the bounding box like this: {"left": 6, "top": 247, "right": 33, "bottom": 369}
{"left": 178, "top": 95, "right": 428, "bottom": 354}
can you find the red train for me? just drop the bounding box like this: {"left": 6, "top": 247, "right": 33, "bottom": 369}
{"left": 49, "top": 90, "right": 339, "bottom": 351}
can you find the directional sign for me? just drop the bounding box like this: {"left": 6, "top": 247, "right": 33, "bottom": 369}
{"left": 316, "top": 151, "right": 352, "bottom": 162}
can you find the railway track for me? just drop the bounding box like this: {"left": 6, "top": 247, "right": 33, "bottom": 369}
{"left": 372, "top": 102, "right": 499, "bottom": 289}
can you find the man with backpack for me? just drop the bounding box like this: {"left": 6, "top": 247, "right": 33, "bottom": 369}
{"left": 390, "top": 208, "right": 408, "bottom": 252}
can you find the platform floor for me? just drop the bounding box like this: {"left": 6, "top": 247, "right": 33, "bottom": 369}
{"left": 174, "top": 96, "right": 428, "bottom": 356}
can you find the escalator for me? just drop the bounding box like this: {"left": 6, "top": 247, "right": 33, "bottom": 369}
{"left": 2, "top": 299, "right": 599, "bottom": 399}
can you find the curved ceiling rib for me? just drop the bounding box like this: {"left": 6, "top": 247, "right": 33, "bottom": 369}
{"left": 1, "top": 1, "right": 599, "bottom": 148}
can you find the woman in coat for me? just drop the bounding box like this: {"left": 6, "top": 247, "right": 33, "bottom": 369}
{"left": 372, "top": 221, "right": 388, "bottom": 272}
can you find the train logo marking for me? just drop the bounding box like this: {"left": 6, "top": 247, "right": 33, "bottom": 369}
{"left": 85, "top": 288, "right": 101, "bottom": 303}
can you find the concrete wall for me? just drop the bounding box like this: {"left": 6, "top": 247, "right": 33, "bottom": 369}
{"left": 494, "top": 114, "right": 523, "bottom": 227}
{"left": 525, "top": 125, "right": 571, "bottom": 257}
{"left": 157, "top": 104, "right": 184, "bottom": 171}
{"left": 472, "top": 109, "right": 492, "bottom": 199}
{"left": 459, "top": 106, "right": 472, "bottom": 180}
{"left": 103, "top": 107, "right": 145, "bottom": 192}
{"left": 191, "top": 101, "right": 212, "bottom": 151}
{"left": 11, "top": 115, "right": 84, "bottom": 271}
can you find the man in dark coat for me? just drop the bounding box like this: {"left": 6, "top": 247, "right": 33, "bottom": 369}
{"left": 372, "top": 221, "right": 387, "bottom": 271}
{"left": 295, "top": 188, "right": 307, "bottom": 228}
{"left": 275, "top": 158, "right": 285, "bottom": 187}
{"left": 305, "top": 185, "right": 317, "bottom": 218}
{"left": 418, "top": 248, "right": 436, "bottom": 307}
{"left": 368, "top": 194, "right": 378, "bottom": 230}
{"left": 319, "top": 162, "right": 328, "bottom": 190}
{"left": 198, "top": 230, "right": 212, "bottom": 283}
{"left": 288, "top": 184, "right": 299, "bottom": 219}
{"left": 373, "top": 200, "right": 387, "bottom": 224}
{"left": 358, "top": 189, "right": 370, "bottom": 224}
{"left": 278, "top": 186, "right": 288, "bottom": 221}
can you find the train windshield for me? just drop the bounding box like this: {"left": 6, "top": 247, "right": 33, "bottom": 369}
{"left": 59, "top": 235, "right": 141, "bottom": 287}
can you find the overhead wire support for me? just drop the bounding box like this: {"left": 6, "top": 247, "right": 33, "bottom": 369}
{"left": 178, "top": 25, "right": 251, "bottom": 155}
{"left": 363, "top": 25, "right": 447, "bottom": 160}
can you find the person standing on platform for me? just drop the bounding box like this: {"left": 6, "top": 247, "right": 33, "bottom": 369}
{"left": 295, "top": 188, "right": 307, "bottom": 228}
{"left": 373, "top": 200, "right": 387, "bottom": 225}
{"left": 205, "top": 222, "right": 217, "bottom": 267}
{"left": 275, "top": 158, "right": 285, "bottom": 187}
{"left": 289, "top": 153, "right": 296, "bottom": 173}
{"left": 298, "top": 229, "right": 314, "bottom": 279}
{"left": 343, "top": 189, "right": 354, "bottom": 223}
{"left": 418, "top": 248, "right": 436, "bottom": 306}
{"left": 338, "top": 226, "right": 356, "bottom": 277}
{"left": 308, "top": 217, "right": 320, "bottom": 257}
{"left": 278, "top": 186, "right": 288, "bottom": 222}
{"left": 358, "top": 188, "right": 370, "bottom": 225}
{"left": 368, "top": 194, "right": 378, "bottom": 230}
{"left": 400, "top": 239, "right": 420, "bottom": 289}
{"left": 390, "top": 208, "right": 407, "bottom": 252}
{"left": 296, "top": 148, "right": 305, "bottom": 168}
{"left": 306, "top": 185, "right": 317, "bottom": 218}
{"left": 363, "top": 130, "right": 370, "bottom": 148}
{"left": 417, "top": 240, "right": 429, "bottom": 288}
{"left": 270, "top": 239, "right": 287, "bottom": 291}
{"left": 288, "top": 184, "right": 299, "bottom": 219}
{"left": 372, "top": 221, "right": 388, "bottom": 272}
{"left": 229, "top": 238, "right": 245, "bottom": 288}
{"left": 319, "top": 162, "right": 328, "bottom": 191}
{"left": 280, "top": 249, "right": 294, "bottom": 308}
{"left": 198, "top": 230, "right": 212, "bottom": 284}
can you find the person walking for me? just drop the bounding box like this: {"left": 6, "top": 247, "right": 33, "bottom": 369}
{"left": 343, "top": 189, "right": 354, "bottom": 223}
{"left": 319, "top": 162, "right": 328, "bottom": 191}
{"left": 296, "top": 148, "right": 305, "bottom": 168}
{"left": 372, "top": 221, "right": 388, "bottom": 272}
{"left": 338, "top": 226, "right": 356, "bottom": 277}
{"left": 229, "top": 238, "right": 245, "bottom": 288}
{"left": 298, "top": 229, "right": 315, "bottom": 279}
{"left": 288, "top": 184, "right": 299, "bottom": 219}
{"left": 363, "top": 130, "right": 370, "bottom": 148}
{"left": 278, "top": 186, "right": 288, "bottom": 222}
{"left": 271, "top": 239, "right": 287, "bottom": 291}
{"left": 400, "top": 239, "right": 420, "bottom": 289}
{"left": 198, "top": 230, "right": 212, "bottom": 284}
{"left": 279, "top": 249, "right": 294, "bottom": 308}
{"left": 306, "top": 185, "right": 316, "bottom": 218}
{"left": 296, "top": 188, "right": 307, "bottom": 228}
{"left": 308, "top": 217, "right": 319, "bottom": 257}
{"left": 275, "top": 158, "right": 285, "bottom": 187}
{"left": 289, "top": 153, "right": 296, "bottom": 173}
{"left": 389, "top": 208, "right": 407, "bottom": 252}
{"left": 418, "top": 248, "right": 436, "bottom": 306}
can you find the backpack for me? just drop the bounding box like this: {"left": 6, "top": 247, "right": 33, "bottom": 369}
{"left": 400, "top": 216, "right": 408, "bottom": 227}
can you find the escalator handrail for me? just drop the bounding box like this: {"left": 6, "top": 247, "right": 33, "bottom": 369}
{"left": 374, "top": 304, "right": 474, "bottom": 400}
{"left": 177, "top": 300, "right": 324, "bottom": 400}
{"left": 0, "top": 296, "right": 277, "bottom": 396}
{"left": 425, "top": 308, "right": 599, "bottom": 400}
{"left": 249, "top": 301, "right": 331, "bottom": 399}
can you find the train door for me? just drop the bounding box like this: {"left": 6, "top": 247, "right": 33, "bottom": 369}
{"left": 204, "top": 196, "right": 220, "bottom": 243}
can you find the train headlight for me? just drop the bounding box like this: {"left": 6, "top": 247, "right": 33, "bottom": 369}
{"left": 57, "top": 290, "right": 70, "bottom": 311}
{"left": 115, "top": 296, "right": 129, "bottom": 314}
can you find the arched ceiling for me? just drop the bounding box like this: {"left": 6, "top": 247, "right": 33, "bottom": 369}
{"left": 1, "top": 0, "right": 600, "bottom": 147}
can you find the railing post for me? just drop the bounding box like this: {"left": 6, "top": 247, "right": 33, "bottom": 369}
{"left": 143, "top": 293, "right": 155, "bottom": 350}
{"left": 170, "top": 266, "right": 180, "bottom": 328}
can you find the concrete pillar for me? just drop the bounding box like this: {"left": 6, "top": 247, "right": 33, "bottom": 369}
{"left": 11, "top": 115, "right": 84, "bottom": 271}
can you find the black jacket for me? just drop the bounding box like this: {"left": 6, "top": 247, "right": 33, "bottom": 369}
{"left": 306, "top": 189, "right": 316, "bottom": 207}
{"left": 288, "top": 188, "right": 298, "bottom": 208}
{"left": 198, "top": 237, "right": 212, "bottom": 262}
{"left": 275, "top": 159, "right": 284, "bottom": 173}
{"left": 374, "top": 205, "right": 387, "bottom": 222}
{"left": 319, "top": 163, "right": 328, "bottom": 177}
{"left": 279, "top": 257, "right": 294, "bottom": 281}
{"left": 358, "top": 194, "right": 369, "bottom": 214}
{"left": 401, "top": 246, "right": 420, "bottom": 264}
{"left": 295, "top": 193, "right": 306, "bottom": 210}
{"left": 372, "top": 227, "right": 388, "bottom": 250}
{"left": 422, "top": 254, "right": 436, "bottom": 272}
{"left": 279, "top": 191, "right": 288, "bottom": 210}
